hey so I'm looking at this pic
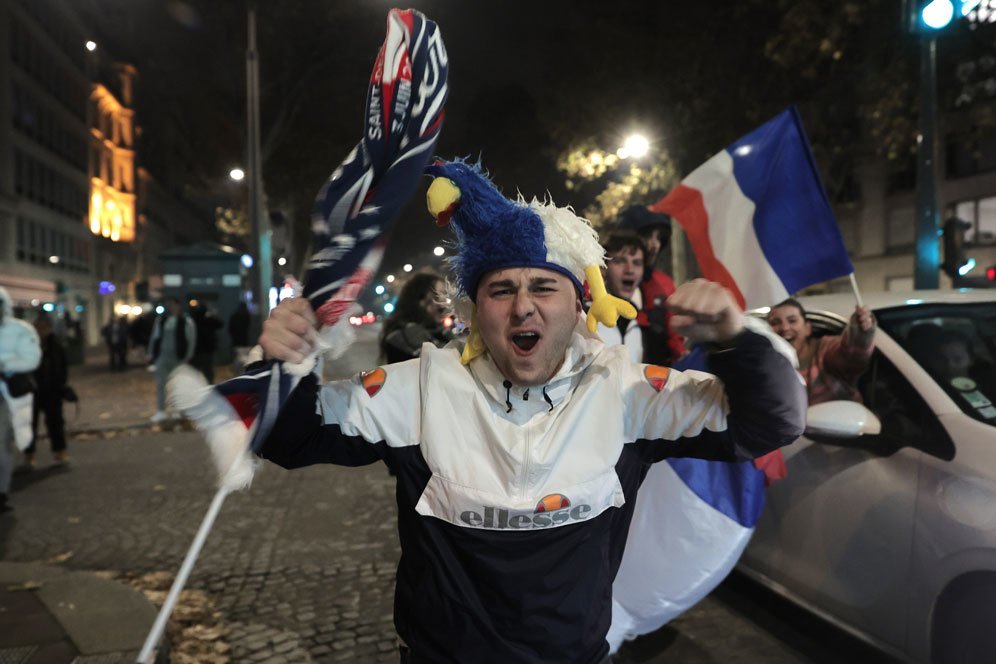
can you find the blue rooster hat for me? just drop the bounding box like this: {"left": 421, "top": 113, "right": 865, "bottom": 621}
{"left": 425, "top": 159, "right": 604, "bottom": 301}
{"left": 425, "top": 158, "right": 636, "bottom": 365}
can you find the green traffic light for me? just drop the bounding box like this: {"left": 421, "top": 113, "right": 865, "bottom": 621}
{"left": 922, "top": 0, "right": 955, "bottom": 29}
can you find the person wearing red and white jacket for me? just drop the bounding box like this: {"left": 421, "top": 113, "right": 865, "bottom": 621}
{"left": 618, "top": 205, "right": 686, "bottom": 366}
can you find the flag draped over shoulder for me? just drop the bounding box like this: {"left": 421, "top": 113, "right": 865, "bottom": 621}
{"left": 651, "top": 107, "right": 852, "bottom": 309}
{"left": 169, "top": 9, "right": 448, "bottom": 488}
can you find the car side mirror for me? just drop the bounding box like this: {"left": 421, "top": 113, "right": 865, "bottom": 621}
{"left": 805, "top": 400, "right": 882, "bottom": 438}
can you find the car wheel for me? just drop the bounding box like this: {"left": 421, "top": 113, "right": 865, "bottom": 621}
{"left": 932, "top": 574, "right": 996, "bottom": 664}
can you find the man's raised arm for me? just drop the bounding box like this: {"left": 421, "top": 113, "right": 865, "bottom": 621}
{"left": 624, "top": 279, "right": 807, "bottom": 461}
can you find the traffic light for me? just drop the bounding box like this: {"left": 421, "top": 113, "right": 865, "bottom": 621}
{"left": 941, "top": 217, "right": 972, "bottom": 278}
{"left": 905, "top": 0, "right": 981, "bottom": 32}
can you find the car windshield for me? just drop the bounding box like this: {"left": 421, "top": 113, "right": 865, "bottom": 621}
{"left": 877, "top": 303, "right": 996, "bottom": 425}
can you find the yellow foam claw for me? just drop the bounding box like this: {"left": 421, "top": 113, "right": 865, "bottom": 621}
{"left": 460, "top": 306, "right": 488, "bottom": 365}
{"left": 584, "top": 265, "right": 637, "bottom": 333}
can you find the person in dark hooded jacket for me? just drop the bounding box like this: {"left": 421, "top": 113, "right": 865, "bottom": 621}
{"left": 24, "top": 314, "right": 69, "bottom": 468}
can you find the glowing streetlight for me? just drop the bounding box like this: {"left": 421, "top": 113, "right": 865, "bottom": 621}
{"left": 48, "top": 255, "right": 60, "bottom": 264}
{"left": 85, "top": 40, "right": 97, "bottom": 52}
{"left": 375, "top": 285, "right": 386, "bottom": 295}
{"left": 229, "top": 168, "right": 245, "bottom": 182}
{"left": 618, "top": 134, "right": 650, "bottom": 159}
{"left": 384, "top": 302, "right": 395, "bottom": 313}
{"left": 403, "top": 263, "right": 413, "bottom": 273}
{"left": 277, "top": 256, "right": 287, "bottom": 266}
{"left": 386, "top": 274, "right": 396, "bottom": 283}
{"left": 433, "top": 246, "right": 445, "bottom": 257}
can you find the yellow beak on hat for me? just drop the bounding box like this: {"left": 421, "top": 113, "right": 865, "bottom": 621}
{"left": 427, "top": 177, "right": 461, "bottom": 227}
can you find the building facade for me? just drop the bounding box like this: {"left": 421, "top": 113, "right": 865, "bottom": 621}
{"left": 835, "top": 117, "right": 996, "bottom": 295}
{"left": 0, "top": 0, "right": 214, "bottom": 346}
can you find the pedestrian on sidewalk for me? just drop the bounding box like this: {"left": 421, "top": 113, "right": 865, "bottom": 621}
{"left": 101, "top": 315, "right": 130, "bottom": 371}
{"left": 378, "top": 272, "right": 449, "bottom": 364}
{"left": 251, "top": 161, "right": 806, "bottom": 663}
{"left": 147, "top": 296, "right": 195, "bottom": 423}
{"left": 0, "top": 287, "right": 42, "bottom": 512}
{"left": 190, "top": 303, "right": 222, "bottom": 384}
{"left": 24, "top": 314, "right": 69, "bottom": 469}
{"left": 227, "top": 302, "right": 251, "bottom": 371}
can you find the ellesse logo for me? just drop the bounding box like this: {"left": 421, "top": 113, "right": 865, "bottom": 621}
{"left": 535, "top": 493, "right": 570, "bottom": 512}
{"left": 360, "top": 368, "right": 387, "bottom": 397}
{"left": 644, "top": 365, "right": 670, "bottom": 393}
{"left": 460, "top": 493, "right": 592, "bottom": 530}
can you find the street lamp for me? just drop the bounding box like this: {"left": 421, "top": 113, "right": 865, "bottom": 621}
{"left": 403, "top": 263, "right": 413, "bottom": 272}
{"left": 85, "top": 40, "right": 97, "bottom": 52}
{"left": 433, "top": 246, "right": 445, "bottom": 256}
{"left": 618, "top": 134, "right": 650, "bottom": 160}
{"left": 277, "top": 256, "right": 287, "bottom": 266}
{"left": 386, "top": 274, "right": 395, "bottom": 283}
{"left": 229, "top": 168, "right": 245, "bottom": 182}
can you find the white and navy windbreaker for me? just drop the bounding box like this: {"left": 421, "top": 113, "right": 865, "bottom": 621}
{"left": 259, "top": 319, "right": 806, "bottom": 664}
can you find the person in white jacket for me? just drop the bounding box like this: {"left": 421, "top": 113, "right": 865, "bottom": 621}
{"left": 0, "top": 287, "right": 42, "bottom": 512}
{"left": 248, "top": 160, "right": 807, "bottom": 663}
{"left": 596, "top": 232, "right": 647, "bottom": 363}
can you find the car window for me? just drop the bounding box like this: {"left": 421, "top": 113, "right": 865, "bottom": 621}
{"left": 858, "top": 351, "right": 955, "bottom": 460}
{"left": 876, "top": 303, "right": 996, "bottom": 427}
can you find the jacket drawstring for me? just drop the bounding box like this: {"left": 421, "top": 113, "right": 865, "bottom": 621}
{"left": 523, "top": 388, "right": 529, "bottom": 401}
{"left": 503, "top": 380, "right": 513, "bottom": 413}
{"left": 542, "top": 386, "right": 554, "bottom": 412}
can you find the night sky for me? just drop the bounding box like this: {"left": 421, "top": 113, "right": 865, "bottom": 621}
{"left": 68, "top": 0, "right": 995, "bottom": 279}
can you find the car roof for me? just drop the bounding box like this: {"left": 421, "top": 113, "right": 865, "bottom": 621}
{"left": 781, "top": 289, "right": 996, "bottom": 318}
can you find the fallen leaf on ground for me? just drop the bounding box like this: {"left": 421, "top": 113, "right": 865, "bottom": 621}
{"left": 6, "top": 581, "right": 42, "bottom": 591}
{"left": 46, "top": 551, "right": 74, "bottom": 564}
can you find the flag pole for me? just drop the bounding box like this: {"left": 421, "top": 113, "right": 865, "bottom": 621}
{"left": 136, "top": 486, "right": 230, "bottom": 663}
{"left": 848, "top": 273, "right": 864, "bottom": 307}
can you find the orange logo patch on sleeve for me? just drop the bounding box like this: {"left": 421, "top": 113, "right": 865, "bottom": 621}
{"left": 360, "top": 367, "right": 387, "bottom": 397}
{"left": 644, "top": 365, "right": 670, "bottom": 393}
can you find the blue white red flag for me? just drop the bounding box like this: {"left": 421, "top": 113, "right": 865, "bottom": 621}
{"left": 607, "top": 349, "right": 765, "bottom": 652}
{"left": 170, "top": 9, "right": 448, "bottom": 485}
{"left": 651, "top": 107, "right": 852, "bottom": 309}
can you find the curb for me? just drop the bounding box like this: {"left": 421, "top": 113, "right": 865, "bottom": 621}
{"left": 0, "top": 562, "right": 169, "bottom": 663}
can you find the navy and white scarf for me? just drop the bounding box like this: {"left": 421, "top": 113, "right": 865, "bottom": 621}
{"left": 171, "top": 9, "right": 447, "bottom": 483}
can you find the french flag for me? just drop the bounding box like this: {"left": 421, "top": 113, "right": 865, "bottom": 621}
{"left": 610, "top": 110, "right": 849, "bottom": 652}
{"left": 607, "top": 349, "right": 766, "bottom": 652}
{"left": 651, "top": 107, "right": 853, "bottom": 309}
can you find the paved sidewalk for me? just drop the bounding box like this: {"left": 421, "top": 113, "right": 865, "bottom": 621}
{"left": 0, "top": 561, "right": 162, "bottom": 663}
{"left": 35, "top": 348, "right": 236, "bottom": 444}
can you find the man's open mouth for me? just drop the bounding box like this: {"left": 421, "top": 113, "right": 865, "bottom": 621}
{"left": 622, "top": 279, "right": 636, "bottom": 289}
{"left": 512, "top": 332, "right": 540, "bottom": 352}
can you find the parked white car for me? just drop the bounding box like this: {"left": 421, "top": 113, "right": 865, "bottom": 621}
{"left": 740, "top": 289, "right": 996, "bottom": 664}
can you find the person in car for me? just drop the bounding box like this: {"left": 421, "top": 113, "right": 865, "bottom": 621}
{"left": 767, "top": 298, "right": 876, "bottom": 404}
